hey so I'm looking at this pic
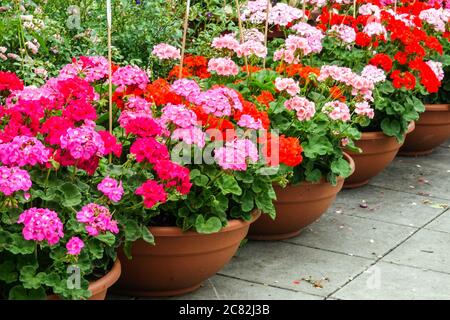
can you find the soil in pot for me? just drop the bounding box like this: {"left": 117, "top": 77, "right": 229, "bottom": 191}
{"left": 344, "top": 122, "right": 415, "bottom": 189}
{"left": 248, "top": 153, "right": 355, "bottom": 241}
{"left": 112, "top": 213, "right": 260, "bottom": 297}
{"left": 399, "top": 104, "right": 450, "bottom": 156}
{"left": 48, "top": 259, "right": 121, "bottom": 300}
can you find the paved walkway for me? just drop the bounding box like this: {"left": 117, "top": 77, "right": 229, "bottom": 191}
{"left": 111, "top": 140, "right": 450, "bottom": 300}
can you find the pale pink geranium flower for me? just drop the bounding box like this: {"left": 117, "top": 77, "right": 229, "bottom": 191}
{"left": 212, "top": 34, "right": 240, "bottom": 51}
{"left": 322, "top": 101, "right": 351, "bottom": 122}
{"left": 235, "top": 40, "right": 267, "bottom": 58}
{"left": 426, "top": 60, "right": 445, "bottom": 81}
{"left": 237, "top": 114, "right": 264, "bottom": 130}
{"left": 275, "top": 77, "right": 300, "bottom": 96}
{"left": 172, "top": 127, "right": 206, "bottom": 148}
{"left": 152, "top": 43, "right": 181, "bottom": 60}
{"left": 330, "top": 25, "right": 356, "bottom": 43}
{"left": 284, "top": 97, "right": 316, "bottom": 121}
{"left": 214, "top": 139, "right": 259, "bottom": 171}
{"left": 207, "top": 58, "right": 239, "bottom": 77}
{"left": 355, "top": 102, "right": 375, "bottom": 119}
{"left": 273, "top": 48, "right": 298, "bottom": 65}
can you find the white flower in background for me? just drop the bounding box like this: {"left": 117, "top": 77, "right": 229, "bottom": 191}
{"left": 426, "top": 61, "right": 445, "bottom": 81}
{"left": 25, "top": 40, "right": 40, "bottom": 55}
{"left": 34, "top": 67, "right": 48, "bottom": 79}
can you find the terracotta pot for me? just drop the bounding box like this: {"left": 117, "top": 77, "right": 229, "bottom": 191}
{"left": 248, "top": 153, "right": 355, "bottom": 241}
{"left": 344, "top": 122, "right": 415, "bottom": 189}
{"left": 113, "top": 213, "right": 260, "bottom": 297}
{"left": 399, "top": 104, "right": 450, "bottom": 156}
{"left": 48, "top": 259, "right": 121, "bottom": 300}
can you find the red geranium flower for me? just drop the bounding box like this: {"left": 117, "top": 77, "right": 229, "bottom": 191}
{"left": 0, "top": 72, "right": 24, "bottom": 92}
{"left": 369, "top": 53, "right": 393, "bottom": 72}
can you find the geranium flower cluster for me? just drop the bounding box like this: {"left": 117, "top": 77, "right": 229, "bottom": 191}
{"left": 76, "top": 203, "right": 119, "bottom": 236}
{"left": 98, "top": 177, "right": 124, "bottom": 203}
{"left": 152, "top": 43, "right": 181, "bottom": 60}
{"left": 240, "top": 1, "right": 305, "bottom": 26}
{"left": 214, "top": 138, "right": 259, "bottom": 171}
{"left": 207, "top": 58, "right": 240, "bottom": 77}
{"left": 0, "top": 166, "right": 32, "bottom": 196}
{"left": 0, "top": 136, "right": 50, "bottom": 167}
{"left": 17, "top": 208, "right": 64, "bottom": 245}
{"left": 317, "top": 2, "right": 445, "bottom": 94}
{"left": 212, "top": 32, "right": 267, "bottom": 59}
{"left": 59, "top": 56, "right": 109, "bottom": 83}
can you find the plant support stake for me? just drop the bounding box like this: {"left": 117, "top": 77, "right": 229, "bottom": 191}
{"left": 263, "top": 0, "right": 270, "bottom": 68}
{"left": 235, "top": 0, "right": 249, "bottom": 73}
{"left": 107, "top": 0, "right": 113, "bottom": 163}
{"left": 179, "top": 0, "right": 191, "bottom": 79}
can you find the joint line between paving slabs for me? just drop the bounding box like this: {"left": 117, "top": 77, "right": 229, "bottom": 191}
{"left": 367, "top": 183, "right": 450, "bottom": 202}
{"left": 326, "top": 207, "right": 450, "bottom": 299}
{"left": 280, "top": 240, "right": 374, "bottom": 261}
{"left": 381, "top": 258, "right": 450, "bottom": 277}
{"left": 215, "top": 273, "right": 327, "bottom": 299}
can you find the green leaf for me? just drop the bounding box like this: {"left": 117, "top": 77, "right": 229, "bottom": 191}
{"left": 8, "top": 285, "right": 46, "bottom": 300}
{"left": 210, "top": 194, "right": 229, "bottom": 214}
{"left": 87, "top": 239, "right": 104, "bottom": 259}
{"left": 19, "top": 265, "right": 44, "bottom": 289}
{"left": 255, "top": 193, "right": 276, "bottom": 219}
{"left": 6, "top": 234, "right": 35, "bottom": 255}
{"left": 124, "top": 220, "right": 141, "bottom": 242}
{"left": 141, "top": 226, "right": 155, "bottom": 245}
{"left": 381, "top": 118, "right": 401, "bottom": 138}
{"left": 240, "top": 190, "right": 255, "bottom": 212}
{"left": 331, "top": 158, "right": 352, "bottom": 178}
{"left": 305, "top": 168, "right": 322, "bottom": 182}
{"left": 58, "top": 183, "right": 82, "bottom": 207}
{"left": 95, "top": 232, "right": 116, "bottom": 246}
{"left": 195, "top": 216, "right": 223, "bottom": 234}
{"left": 302, "top": 136, "right": 333, "bottom": 158}
{"left": 216, "top": 175, "right": 242, "bottom": 196}
{"left": 0, "top": 261, "right": 18, "bottom": 283}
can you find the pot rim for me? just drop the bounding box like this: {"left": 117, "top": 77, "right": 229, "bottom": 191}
{"left": 424, "top": 104, "right": 450, "bottom": 111}
{"left": 88, "top": 259, "right": 122, "bottom": 296}
{"left": 359, "top": 121, "right": 415, "bottom": 140}
{"left": 149, "top": 211, "right": 261, "bottom": 237}
{"left": 343, "top": 152, "right": 356, "bottom": 177}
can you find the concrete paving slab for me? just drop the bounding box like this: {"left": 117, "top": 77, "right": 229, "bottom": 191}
{"left": 284, "top": 213, "right": 416, "bottom": 259}
{"left": 395, "top": 147, "right": 450, "bottom": 171}
{"left": 164, "top": 275, "right": 322, "bottom": 300}
{"left": 219, "top": 241, "right": 372, "bottom": 297}
{"left": 369, "top": 160, "right": 450, "bottom": 201}
{"left": 332, "top": 185, "right": 444, "bottom": 227}
{"left": 426, "top": 210, "right": 450, "bottom": 234}
{"left": 332, "top": 261, "right": 450, "bottom": 300}
{"left": 382, "top": 229, "right": 450, "bottom": 274}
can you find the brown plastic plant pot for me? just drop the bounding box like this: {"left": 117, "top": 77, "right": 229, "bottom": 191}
{"left": 113, "top": 212, "right": 261, "bottom": 298}
{"left": 399, "top": 104, "right": 450, "bottom": 156}
{"left": 344, "top": 121, "right": 415, "bottom": 189}
{"left": 248, "top": 153, "right": 355, "bottom": 241}
{"left": 47, "top": 259, "right": 121, "bottom": 300}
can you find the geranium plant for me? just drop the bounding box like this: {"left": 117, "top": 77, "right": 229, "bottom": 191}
{"left": 205, "top": 5, "right": 374, "bottom": 185}
{"left": 0, "top": 70, "right": 120, "bottom": 300}
{"left": 309, "top": 0, "right": 446, "bottom": 140}
{"left": 0, "top": 51, "right": 282, "bottom": 298}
